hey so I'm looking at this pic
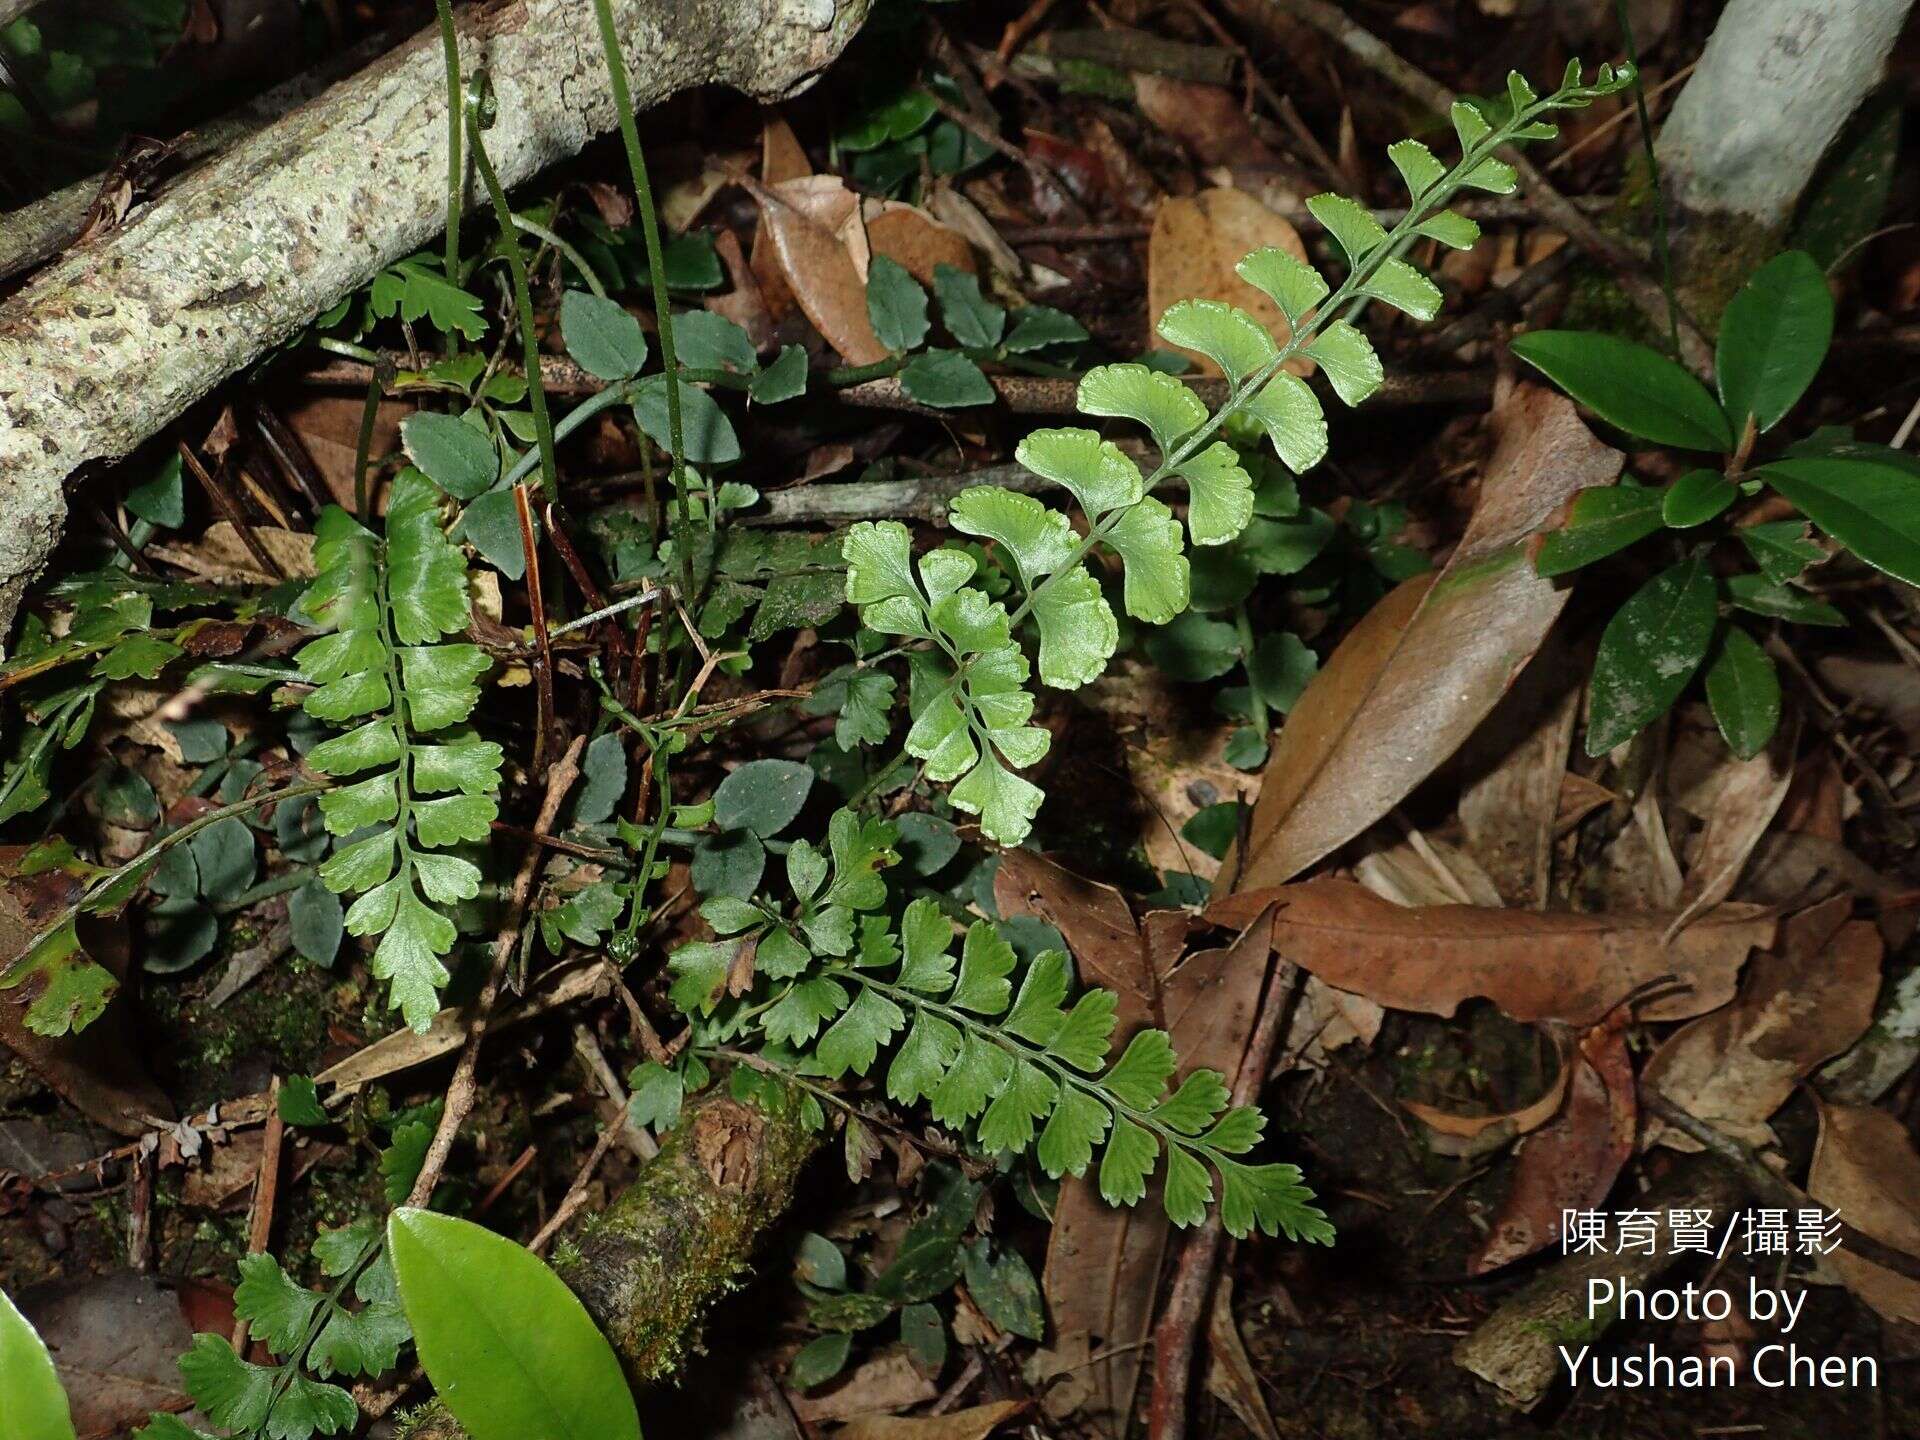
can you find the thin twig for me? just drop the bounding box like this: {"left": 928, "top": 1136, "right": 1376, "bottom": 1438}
{"left": 407, "top": 736, "right": 586, "bottom": 1209}
{"left": 529, "top": 1120, "right": 624, "bottom": 1255}
{"left": 1643, "top": 1089, "right": 1920, "bottom": 1282}
{"left": 1147, "top": 953, "right": 1301, "bottom": 1440}
{"left": 233, "top": 1076, "right": 287, "bottom": 1350}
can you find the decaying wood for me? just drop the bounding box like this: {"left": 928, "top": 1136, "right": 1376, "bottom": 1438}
{"left": 0, "top": 0, "right": 868, "bottom": 651}
{"left": 397, "top": 1084, "right": 823, "bottom": 1437}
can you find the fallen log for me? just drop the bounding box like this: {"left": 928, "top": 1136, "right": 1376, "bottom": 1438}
{"left": 0, "top": 0, "right": 868, "bottom": 649}
{"left": 398, "top": 1083, "right": 823, "bottom": 1436}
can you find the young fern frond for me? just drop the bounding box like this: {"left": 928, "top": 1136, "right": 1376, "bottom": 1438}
{"left": 844, "top": 61, "right": 1633, "bottom": 844}
{"left": 295, "top": 471, "right": 502, "bottom": 1032}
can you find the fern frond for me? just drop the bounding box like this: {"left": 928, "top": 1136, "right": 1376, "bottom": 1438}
{"left": 842, "top": 60, "right": 1634, "bottom": 845}
{"left": 295, "top": 470, "right": 501, "bottom": 1032}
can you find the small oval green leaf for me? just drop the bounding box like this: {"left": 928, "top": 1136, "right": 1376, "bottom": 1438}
{"left": 401, "top": 413, "right": 498, "bottom": 501}
{"left": 1705, "top": 625, "right": 1782, "bottom": 760}
{"left": 386, "top": 1208, "right": 640, "bottom": 1440}
{"left": 1717, "top": 251, "right": 1833, "bottom": 436}
{"left": 0, "top": 1285, "right": 76, "bottom": 1440}
{"left": 1512, "top": 331, "right": 1732, "bottom": 451}
{"left": 560, "top": 290, "right": 648, "bottom": 381}
{"left": 1662, "top": 469, "right": 1736, "bottom": 528}
{"left": 1585, "top": 553, "right": 1718, "bottom": 756}
{"left": 712, "top": 759, "right": 815, "bottom": 838}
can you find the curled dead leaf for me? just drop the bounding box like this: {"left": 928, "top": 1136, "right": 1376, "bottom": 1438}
{"left": 1644, "top": 897, "right": 1880, "bottom": 1150}
{"left": 1808, "top": 1099, "right": 1920, "bottom": 1324}
{"left": 1209, "top": 879, "right": 1773, "bottom": 1025}
{"left": 1470, "top": 1012, "right": 1636, "bottom": 1273}
{"left": 1401, "top": 1028, "right": 1572, "bottom": 1157}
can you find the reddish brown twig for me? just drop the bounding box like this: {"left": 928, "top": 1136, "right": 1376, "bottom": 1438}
{"left": 234, "top": 1076, "right": 287, "bottom": 1350}
{"left": 406, "top": 736, "right": 586, "bottom": 1209}
{"left": 1146, "top": 957, "right": 1300, "bottom": 1440}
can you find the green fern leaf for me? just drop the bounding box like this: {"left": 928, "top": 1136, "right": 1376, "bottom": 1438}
{"left": 1360, "top": 258, "right": 1443, "bottom": 322}
{"left": 1236, "top": 247, "right": 1328, "bottom": 327}
{"left": 1386, "top": 138, "right": 1446, "bottom": 200}
{"left": 1239, "top": 373, "right": 1328, "bottom": 475}
{"left": 1030, "top": 565, "right": 1117, "bottom": 689}
{"left": 1077, "top": 363, "right": 1205, "bottom": 452}
{"left": 1306, "top": 322, "right": 1384, "bottom": 407}
{"left": 948, "top": 487, "right": 1078, "bottom": 587}
{"left": 1175, "top": 442, "right": 1255, "bottom": 546}
{"left": 1102, "top": 498, "right": 1190, "bottom": 623}
{"left": 1015, "top": 428, "right": 1143, "bottom": 517}
{"left": 1156, "top": 299, "right": 1277, "bottom": 384}
{"left": 1305, "top": 193, "right": 1388, "bottom": 270}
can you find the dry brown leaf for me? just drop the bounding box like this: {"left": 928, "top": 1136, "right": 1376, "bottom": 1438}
{"left": 1133, "top": 76, "right": 1278, "bottom": 167}
{"left": 751, "top": 116, "right": 813, "bottom": 320}
{"left": 762, "top": 175, "right": 889, "bottom": 366}
{"left": 275, "top": 391, "right": 407, "bottom": 508}
{"left": 863, "top": 199, "right": 976, "bottom": 288}
{"left": 1470, "top": 1014, "right": 1636, "bottom": 1273}
{"left": 790, "top": 1349, "right": 936, "bottom": 1424}
{"left": 1277, "top": 975, "right": 1383, "bottom": 1071}
{"left": 1229, "top": 385, "right": 1623, "bottom": 892}
{"left": 1204, "top": 1278, "right": 1281, "bottom": 1440}
{"left": 1002, "top": 857, "right": 1275, "bottom": 1436}
{"left": 1808, "top": 1100, "right": 1920, "bottom": 1324}
{"left": 1147, "top": 188, "right": 1310, "bottom": 377}
{"left": 835, "top": 1400, "right": 1028, "bottom": 1440}
{"left": 1456, "top": 647, "right": 1580, "bottom": 908}
{"left": 925, "top": 184, "right": 1024, "bottom": 279}
{"left": 1210, "top": 879, "right": 1773, "bottom": 1024}
{"left": 15, "top": 1272, "right": 198, "bottom": 1436}
{"left": 1353, "top": 830, "right": 1503, "bottom": 908}
{"left": 1666, "top": 710, "right": 1800, "bottom": 941}
{"left": 995, "top": 849, "right": 1151, "bottom": 1018}
{"left": 1644, "top": 898, "right": 1880, "bottom": 1150}
{"left": 147, "top": 521, "right": 316, "bottom": 585}
{"left": 1080, "top": 660, "right": 1250, "bottom": 881}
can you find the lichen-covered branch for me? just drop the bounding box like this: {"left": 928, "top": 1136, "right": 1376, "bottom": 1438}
{"left": 397, "top": 1085, "right": 822, "bottom": 1436}
{"left": 0, "top": 0, "right": 868, "bottom": 650}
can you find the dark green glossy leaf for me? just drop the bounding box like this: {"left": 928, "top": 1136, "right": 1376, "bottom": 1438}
{"left": 1705, "top": 625, "right": 1782, "bottom": 760}
{"left": 559, "top": 290, "right": 648, "bottom": 381}
{"left": 1662, "top": 469, "right": 1736, "bottom": 528}
{"left": 1717, "top": 251, "right": 1832, "bottom": 435}
{"left": 900, "top": 350, "right": 994, "bottom": 408}
{"left": 1759, "top": 457, "right": 1920, "bottom": 587}
{"left": 1585, "top": 553, "right": 1717, "bottom": 755}
{"left": 867, "top": 256, "right": 930, "bottom": 354}
{"left": 1738, "top": 520, "right": 1825, "bottom": 585}
{"left": 712, "top": 759, "right": 814, "bottom": 837}
{"left": 402, "top": 414, "right": 498, "bottom": 500}
{"left": 1723, "top": 573, "right": 1844, "bottom": 627}
{"left": 1534, "top": 484, "right": 1665, "bottom": 576}
{"left": 1512, "top": 331, "right": 1731, "bottom": 451}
